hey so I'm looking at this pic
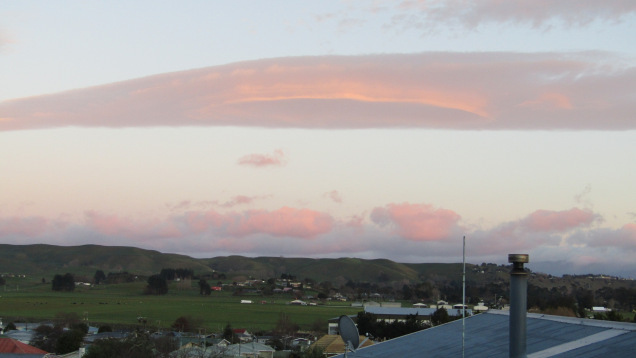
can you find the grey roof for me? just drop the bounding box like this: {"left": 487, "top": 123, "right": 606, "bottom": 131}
{"left": 333, "top": 310, "right": 636, "bottom": 358}
{"left": 364, "top": 306, "right": 473, "bottom": 317}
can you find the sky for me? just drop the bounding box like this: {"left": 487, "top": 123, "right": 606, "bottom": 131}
{"left": 1, "top": 1, "right": 636, "bottom": 277}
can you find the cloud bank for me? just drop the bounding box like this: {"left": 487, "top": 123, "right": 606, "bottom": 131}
{"left": 2, "top": 52, "right": 634, "bottom": 131}
{"left": 3, "top": 203, "right": 635, "bottom": 277}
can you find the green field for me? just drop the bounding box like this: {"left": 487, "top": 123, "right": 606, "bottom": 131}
{"left": 0, "top": 277, "right": 359, "bottom": 333}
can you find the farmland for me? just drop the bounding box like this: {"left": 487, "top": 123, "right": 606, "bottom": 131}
{"left": 0, "top": 276, "right": 359, "bottom": 332}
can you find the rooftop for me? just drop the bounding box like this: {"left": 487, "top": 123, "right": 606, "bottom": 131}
{"left": 333, "top": 310, "right": 636, "bottom": 358}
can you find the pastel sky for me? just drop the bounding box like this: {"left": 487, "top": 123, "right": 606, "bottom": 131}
{"left": 1, "top": 1, "right": 636, "bottom": 277}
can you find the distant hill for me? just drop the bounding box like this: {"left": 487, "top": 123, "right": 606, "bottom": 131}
{"left": 0, "top": 244, "right": 474, "bottom": 284}
{"left": 0, "top": 244, "right": 215, "bottom": 279}
{"left": 2, "top": 244, "right": 633, "bottom": 295}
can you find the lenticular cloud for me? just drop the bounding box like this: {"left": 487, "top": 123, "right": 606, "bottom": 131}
{"left": 1, "top": 52, "right": 634, "bottom": 131}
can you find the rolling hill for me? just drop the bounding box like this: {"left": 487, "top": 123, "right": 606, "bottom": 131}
{"left": 0, "top": 244, "right": 470, "bottom": 284}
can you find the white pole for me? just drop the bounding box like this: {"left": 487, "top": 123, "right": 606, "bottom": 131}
{"left": 462, "top": 235, "right": 466, "bottom": 358}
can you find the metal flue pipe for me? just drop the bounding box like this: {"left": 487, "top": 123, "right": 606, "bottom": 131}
{"left": 509, "top": 254, "right": 529, "bottom": 358}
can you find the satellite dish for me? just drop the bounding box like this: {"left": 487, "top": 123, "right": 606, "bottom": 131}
{"left": 338, "top": 315, "right": 360, "bottom": 353}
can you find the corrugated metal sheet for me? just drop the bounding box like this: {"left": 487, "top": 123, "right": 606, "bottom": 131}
{"left": 332, "top": 310, "right": 636, "bottom": 358}
{"left": 364, "top": 306, "right": 472, "bottom": 317}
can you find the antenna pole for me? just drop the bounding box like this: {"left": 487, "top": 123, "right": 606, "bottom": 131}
{"left": 462, "top": 235, "right": 466, "bottom": 358}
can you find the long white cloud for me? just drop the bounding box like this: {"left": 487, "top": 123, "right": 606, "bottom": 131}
{"left": 2, "top": 52, "right": 634, "bottom": 131}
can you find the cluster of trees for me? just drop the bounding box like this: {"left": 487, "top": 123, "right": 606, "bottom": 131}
{"left": 145, "top": 275, "right": 168, "bottom": 295}
{"left": 91, "top": 270, "right": 135, "bottom": 285}
{"left": 159, "top": 268, "right": 194, "bottom": 281}
{"left": 29, "top": 312, "right": 90, "bottom": 354}
{"left": 52, "top": 273, "right": 75, "bottom": 292}
{"left": 356, "top": 311, "right": 429, "bottom": 341}
{"left": 83, "top": 331, "right": 178, "bottom": 358}
{"left": 0, "top": 276, "right": 5, "bottom": 286}
{"left": 104, "top": 271, "right": 136, "bottom": 284}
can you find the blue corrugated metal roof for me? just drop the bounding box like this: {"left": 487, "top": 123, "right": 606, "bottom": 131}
{"left": 332, "top": 310, "right": 636, "bottom": 358}
{"left": 364, "top": 306, "right": 472, "bottom": 317}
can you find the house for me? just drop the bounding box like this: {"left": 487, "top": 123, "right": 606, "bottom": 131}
{"left": 473, "top": 302, "right": 489, "bottom": 313}
{"left": 222, "top": 342, "right": 275, "bottom": 358}
{"left": 288, "top": 299, "right": 307, "bottom": 305}
{"left": 291, "top": 337, "right": 312, "bottom": 350}
{"left": 0, "top": 336, "right": 48, "bottom": 357}
{"left": 2, "top": 331, "right": 34, "bottom": 345}
{"left": 311, "top": 335, "right": 373, "bottom": 357}
{"left": 232, "top": 329, "right": 253, "bottom": 343}
{"left": 332, "top": 310, "right": 636, "bottom": 357}
{"left": 592, "top": 306, "right": 609, "bottom": 312}
{"left": 212, "top": 338, "right": 231, "bottom": 347}
{"left": 412, "top": 303, "right": 428, "bottom": 308}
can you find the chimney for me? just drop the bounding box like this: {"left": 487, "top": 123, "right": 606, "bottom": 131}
{"left": 509, "top": 254, "right": 529, "bottom": 358}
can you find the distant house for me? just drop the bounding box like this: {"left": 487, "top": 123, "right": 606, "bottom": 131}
{"left": 289, "top": 299, "right": 307, "bottom": 305}
{"left": 311, "top": 335, "right": 374, "bottom": 356}
{"left": 413, "top": 303, "right": 428, "bottom": 308}
{"left": 3, "top": 330, "right": 35, "bottom": 345}
{"left": 240, "top": 300, "right": 253, "bottom": 304}
{"left": 473, "top": 302, "right": 489, "bottom": 312}
{"left": 233, "top": 329, "right": 253, "bottom": 343}
{"left": 223, "top": 342, "right": 275, "bottom": 358}
{"left": 592, "top": 306, "right": 610, "bottom": 312}
{"left": 0, "top": 336, "right": 48, "bottom": 356}
{"left": 211, "top": 338, "right": 231, "bottom": 347}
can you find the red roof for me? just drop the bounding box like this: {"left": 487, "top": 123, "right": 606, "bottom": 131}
{"left": 0, "top": 337, "right": 48, "bottom": 354}
{"left": 233, "top": 329, "right": 246, "bottom": 334}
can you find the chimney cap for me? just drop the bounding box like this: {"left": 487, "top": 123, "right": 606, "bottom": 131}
{"left": 508, "top": 254, "right": 529, "bottom": 264}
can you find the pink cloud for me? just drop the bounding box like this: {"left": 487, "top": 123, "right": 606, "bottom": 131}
{"left": 220, "top": 195, "right": 257, "bottom": 207}
{"left": 181, "top": 207, "right": 333, "bottom": 238}
{"left": 227, "top": 207, "right": 333, "bottom": 238}
{"left": 0, "top": 216, "right": 51, "bottom": 237}
{"left": 466, "top": 208, "right": 600, "bottom": 255}
{"left": 2, "top": 53, "right": 634, "bottom": 131}
{"left": 84, "top": 211, "right": 181, "bottom": 239}
{"left": 238, "top": 150, "right": 287, "bottom": 167}
{"left": 324, "top": 190, "right": 343, "bottom": 203}
{"left": 370, "top": 202, "right": 462, "bottom": 241}
{"left": 520, "top": 208, "right": 598, "bottom": 232}
{"left": 568, "top": 223, "right": 636, "bottom": 249}
{"left": 167, "top": 196, "right": 265, "bottom": 212}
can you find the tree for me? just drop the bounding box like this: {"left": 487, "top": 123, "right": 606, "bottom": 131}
{"left": 171, "top": 316, "right": 202, "bottom": 333}
{"left": 98, "top": 325, "right": 113, "bottom": 333}
{"left": 52, "top": 273, "right": 75, "bottom": 292}
{"left": 223, "top": 324, "right": 236, "bottom": 343}
{"left": 145, "top": 275, "right": 168, "bottom": 295}
{"left": 0, "top": 276, "right": 5, "bottom": 286}
{"left": 273, "top": 312, "right": 299, "bottom": 336}
{"left": 31, "top": 324, "right": 64, "bottom": 353}
{"left": 94, "top": 270, "right": 106, "bottom": 284}
{"left": 83, "top": 332, "right": 154, "bottom": 358}
{"left": 55, "top": 329, "right": 85, "bottom": 354}
{"left": 3, "top": 322, "right": 17, "bottom": 332}
{"left": 55, "top": 312, "right": 81, "bottom": 328}
{"left": 300, "top": 346, "right": 325, "bottom": 358}
{"left": 431, "top": 308, "right": 451, "bottom": 326}
{"left": 198, "top": 279, "right": 211, "bottom": 295}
